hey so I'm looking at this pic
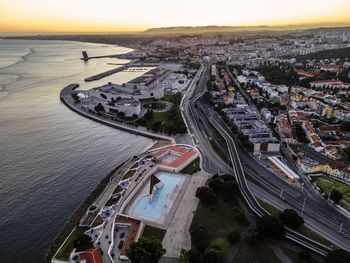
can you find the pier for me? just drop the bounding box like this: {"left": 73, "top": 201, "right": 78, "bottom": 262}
{"left": 81, "top": 50, "right": 123, "bottom": 61}
{"left": 84, "top": 62, "right": 160, "bottom": 82}
{"left": 84, "top": 64, "right": 129, "bottom": 82}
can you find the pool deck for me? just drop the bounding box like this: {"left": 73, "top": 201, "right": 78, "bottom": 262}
{"left": 162, "top": 170, "right": 209, "bottom": 258}
{"left": 123, "top": 171, "right": 191, "bottom": 229}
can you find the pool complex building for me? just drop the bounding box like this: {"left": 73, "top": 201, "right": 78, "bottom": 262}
{"left": 123, "top": 144, "right": 198, "bottom": 225}
{"left": 131, "top": 171, "right": 184, "bottom": 221}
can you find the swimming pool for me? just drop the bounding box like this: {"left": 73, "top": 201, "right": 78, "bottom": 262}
{"left": 131, "top": 172, "right": 183, "bottom": 221}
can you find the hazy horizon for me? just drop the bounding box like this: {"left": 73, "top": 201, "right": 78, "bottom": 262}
{"left": 1, "top": 0, "right": 350, "bottom": 33}
{"left": 1, "top": 23, "right": 350, "bottom": 37}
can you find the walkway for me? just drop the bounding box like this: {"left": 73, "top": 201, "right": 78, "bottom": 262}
{"left": 267, "top": 241, "right": 294, "bottom": 263}
{"left": 162, "top": 171, "right": 209, "bottom": 258}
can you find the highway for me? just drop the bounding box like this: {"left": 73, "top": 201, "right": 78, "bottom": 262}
{"left": 181, "top": 62, "right": 350, "bottom": 254}
{"left": 221, "top": 64, "right": 350, "bottom": 241}
{"left": 181, "top": 63, "right": 229, "bottom": 175}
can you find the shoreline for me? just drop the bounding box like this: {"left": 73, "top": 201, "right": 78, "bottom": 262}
{"left": 42, "top": 160, "right": 127, "bottom": 263}
{"left": 45, "top": 81, "right": 174, "bottom": 261}
{"left": 45, "top": 40, "right": 178, "bottom": 262}
{"left": 44, "top": 138, "right": 164, "bottom": 263}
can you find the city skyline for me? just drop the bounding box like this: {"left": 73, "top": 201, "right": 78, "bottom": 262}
{"left": 1, "top": 0, "right": 350, "bottom": 33}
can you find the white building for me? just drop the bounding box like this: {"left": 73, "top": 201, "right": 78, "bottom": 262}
{"left": 106, "top": 98, "right": 141, "bottom": 117}
{"left": 90, "top": 81, "right": 164, "bottom": 101}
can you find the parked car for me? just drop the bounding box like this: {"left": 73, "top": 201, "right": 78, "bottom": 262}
{"left": 119, "top": 255, "right": 129, "bottom": 261}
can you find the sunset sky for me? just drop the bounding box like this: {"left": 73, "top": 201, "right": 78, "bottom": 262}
{"left": 1, "top": 0, "right": 350, "bottom": 33}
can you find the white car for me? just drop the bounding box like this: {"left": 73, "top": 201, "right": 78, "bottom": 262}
{"left": 119, "top": 255, "right": 129, "bottom": 261}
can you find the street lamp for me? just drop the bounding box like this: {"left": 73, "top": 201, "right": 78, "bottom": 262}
{"left": 280, "top": 188, "right": 285, "bottom": 199}
{"left": 301, "top": 195, "right": 306, "bottom": 217}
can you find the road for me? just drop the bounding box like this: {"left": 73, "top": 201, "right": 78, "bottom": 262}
{"left": 181, "top": 62, "right": 350, "bottom": 253}
{"left": 222, "top": 65, "right": 350, "bottom": 240}
{"left": 181, "top": 63, "right": 231, "bottom": 175}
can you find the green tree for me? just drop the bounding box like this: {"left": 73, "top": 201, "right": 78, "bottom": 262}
{"left": 179, "top": 249, "right": 190, "bottom": 263}
{"left": 330, "top": 189, "right": 343, "bottom": 204}
{"left": 220, "top": 174, "right": 235, "bottom": 182}
{"left": 208, "top": 178, "right": 223, "bottom": 193}
{"left": 223, "top": 180, "right": 240, "bottom": 198}
{"left": 256, "top": 216, "right": 286, "bottom": 239}
{"left": 279, "top": 209, "right": 304, "bottom": 229}
{"left": 342, "top": 147, "right": 350, "bottom": 161}
{"left": 73, "top": 234, "right": 93, "bottom": 252}
{"left": 189, "top": 224, "right": 209, "bottom": 251}
{"left": 341, "top": 122, "right": 350, "bottom": 132}
{"left": 325, "top": 249, "right": 350, "bottom": 263}
{"left": 126, "top": 237, "right": 165, "bottom": 263}
{"left": 195, "top": 186, "right": 217, "bottom": 204}
{"left": 94, "top": 103, "right": 104, "bottom": 112}
{"left": 200, "top": 248, "right": 224, "bottom": 263}
{"left": 227, "top": 231, "right": 240, "bottom": 244}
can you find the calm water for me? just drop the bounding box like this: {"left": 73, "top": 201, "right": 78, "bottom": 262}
{"left": 132, "top": 172, "right": 182, "bottom": 220}
{"left": 0, "top": 39, "right": 153, "bottom": 262}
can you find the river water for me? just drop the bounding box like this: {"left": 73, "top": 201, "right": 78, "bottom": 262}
{"left": 0, "top": 39, "right": 153, "bottom": 262}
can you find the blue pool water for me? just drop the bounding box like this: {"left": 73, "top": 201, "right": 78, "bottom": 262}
{"left": 131, "top": 172, "right": 182, "bottom": 220}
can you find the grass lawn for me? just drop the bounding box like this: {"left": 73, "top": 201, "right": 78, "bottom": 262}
{"left": 234, "top": 239, "right": 281, "bottom": 263}
{"left": 191, "top": 197, "right": 247, "bottom": 255}
{"left": 258, "top": 199, "right": 281, "bottom": 216}
{"left": 130, "top": 162, "right": 139, "bottom": 169}
{"left": 91, "top": 215, "right": 103, "bottom": 228}
{"left": 314, "top": 177, "right": 350, "bottom": 209}
{"left": 122, "top": 169, "right": 136, "bottom": 180}
{"left": 138, "top": 111, "right": 187, "bottom": 134}
{"left": 105, "top": 197, "right": 119, "bottom": 207}
{"left": 282, "top": 248, "right": 306, "bottom": 263}
{"left": 141, "top": 112, "right": 169, "bottom": 128}
{"left": 282, "top": 247, "right": 324, "bottom": 263}
{"left": 180, "top": 157, "right": 201, "bottom": 174}
{"left": 55, "top": 226, "right": 89, "bottom": 260}
{"left": 142, "top": 225, "right": 166, "bottom": 242}
{"left": 112, "top": 185, "right": 123, "bottom": 194}
{"left": 299, "top": 225, "right": 337, "bottom": 249}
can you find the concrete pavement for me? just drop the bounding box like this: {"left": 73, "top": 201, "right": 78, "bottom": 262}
{"left": 162, "top": 171, "right": 209, "bottom": 258}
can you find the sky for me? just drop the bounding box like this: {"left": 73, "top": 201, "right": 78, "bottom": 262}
{"left": 1, "top": 0, "right": 350, "bottom": 33}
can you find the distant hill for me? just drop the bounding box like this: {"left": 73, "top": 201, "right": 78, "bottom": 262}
{"left": 142, "top": 25, "right": 350, "bottom": 35}
{"left": 142, "top": 25, "right": 280, "bottom": 35}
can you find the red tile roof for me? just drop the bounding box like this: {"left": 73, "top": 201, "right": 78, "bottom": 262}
{"left": 80, "top": 247, "right": 103, "bottom": 263}
{"left": 167, "top": 150, "right": 197, "bottom": 168}
{"left": 153, "top": 146, "right": 198, "bottom": 169}
{"left": 115, "top": 215, "right": 141, "bottom": 255}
